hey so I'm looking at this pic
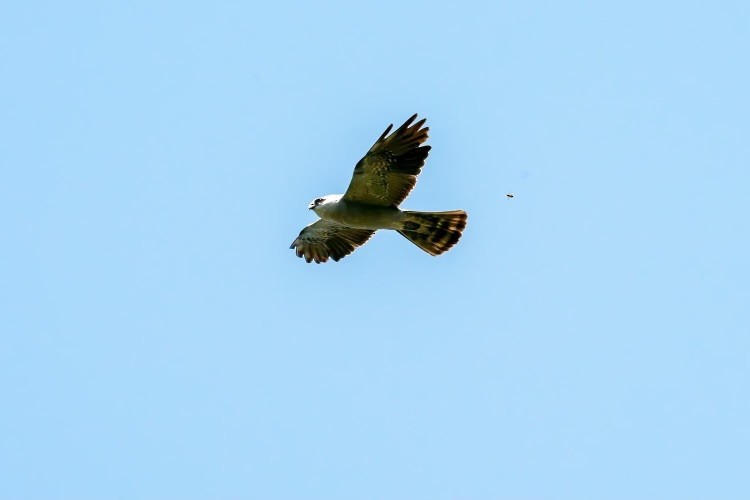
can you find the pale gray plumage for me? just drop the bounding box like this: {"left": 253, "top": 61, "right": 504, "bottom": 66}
{"left": 290, "top": 114, "right": 467, "bottom": 263}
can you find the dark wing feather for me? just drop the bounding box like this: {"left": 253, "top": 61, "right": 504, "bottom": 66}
{"left": 342, "top": 114, "right": 431, "bottom": 207}
{"left": 289, "top": 219, "right": 375, "bottom": 264}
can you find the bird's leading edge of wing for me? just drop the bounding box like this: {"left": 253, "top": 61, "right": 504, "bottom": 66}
{"left": 342, "top": 114, "right": 431, "bottom": 207}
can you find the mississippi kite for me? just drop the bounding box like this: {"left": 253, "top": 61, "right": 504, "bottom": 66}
{"left": 290, "top": 114, "right": 467, "bottom": 263}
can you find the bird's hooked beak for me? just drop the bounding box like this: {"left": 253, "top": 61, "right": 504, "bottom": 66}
{"left": 308, "top": 203, "right": 315, "bottom": 210}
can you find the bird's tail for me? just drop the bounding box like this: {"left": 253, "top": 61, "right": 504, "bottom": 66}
{"left": 398, "top": 210, "right": 468, "bottom": 256}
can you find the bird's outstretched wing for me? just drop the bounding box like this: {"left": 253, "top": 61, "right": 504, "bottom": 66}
{"left": 342, "top": 114, "right": 431, "bottom": 207}
{"left": 290, "top": 219, "right": 375, "bottom": 264}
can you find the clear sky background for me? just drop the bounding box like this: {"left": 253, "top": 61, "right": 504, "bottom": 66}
{"left": 2, "top": 1, "right": 748, "bottom": 499}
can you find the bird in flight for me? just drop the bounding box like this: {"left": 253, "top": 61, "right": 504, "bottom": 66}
{"left": 290, "top": 114, "right": 467, "bottom": 263}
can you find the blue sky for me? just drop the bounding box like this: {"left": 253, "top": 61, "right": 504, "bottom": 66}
{"left": 2, "top": 1, "right": 748, "bottom": 498}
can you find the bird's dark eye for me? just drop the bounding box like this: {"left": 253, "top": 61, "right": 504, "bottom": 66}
{"left": 315, "top": 198, "right": 324, "bottom": 205}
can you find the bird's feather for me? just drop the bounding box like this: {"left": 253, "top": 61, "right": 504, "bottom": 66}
{"left": 342, "top": 113, "right": 431, "bottom": 207}
{"left": 290, "top": 219, "right": 375, "bottom": 264}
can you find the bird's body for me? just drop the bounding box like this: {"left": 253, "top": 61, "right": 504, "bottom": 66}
{"left": 290, "top": 114, "right": 467, "bottom": 263}
{"left": 312, "top": 196, "right": 403, "bottom": 230}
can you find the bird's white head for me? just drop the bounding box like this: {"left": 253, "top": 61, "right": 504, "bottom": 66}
{"left": 308, "top": 194, "right": 341, "bottom": 216}
{"left": 308, "top": 196, "right": 325, "bottom": 211}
